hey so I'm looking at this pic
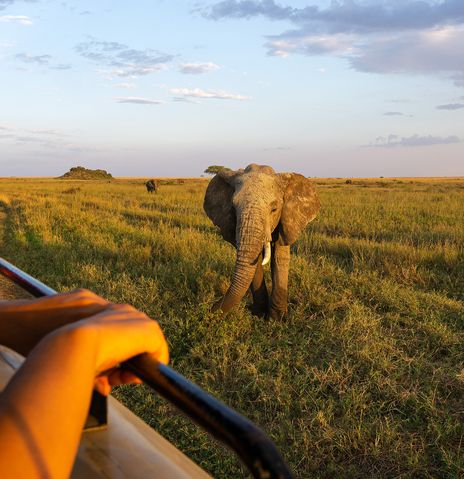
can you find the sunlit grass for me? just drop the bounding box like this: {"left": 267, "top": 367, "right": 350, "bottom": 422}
{"left": 0, "top": 176, "right": 463, "bottom": 478}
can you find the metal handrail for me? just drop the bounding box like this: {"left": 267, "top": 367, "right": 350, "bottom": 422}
{"left": 0, "top": 257, "right": 293, "bottom": 479}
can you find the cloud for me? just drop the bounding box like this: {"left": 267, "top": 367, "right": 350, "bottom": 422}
{"left": 16, "top": 53, "right": 51, "bottom": 65}
{"left": 0, "top": 124, "right": 75, "bottom": 150}
{"left": 264, "top": 31, "right": 356, "bottom": 57}
{"left": 348, "top": 27, "right": 464, "bottom": 76}
{"left": 52, "top": 63, "right": 72, "bottom": 70}
{"left": 265, "top": 23, "right": 464, "bottom": 88}
{"left": 203, "top": 1, "right": 464, "bottom": 87}
{"left": 179, "top": 62, "right": 220, "bottom": 74}
{"left": 204, "top": 1, "right": 464, "bottom": 32}
{"left": 264, "top": 146, "right": 291, "bottom": 151}
{"left": 96, "top": 66, "right": 166, "bottom": 79}
{"left": 14, "top": 135, "right": 44, "bottom": 143}
{"left": 115, "top": 82, "right": 136, "bottom": 89}
{"left": 367, "top": 133, "right": 461, "bottom": 148}
{"left": 388, "top": 98, "right": 411, "bottom": 104}
{"left": 0, "top": 0, "right": 35, "bottom": 11}
{"left": 172, "top": 96, "right": 200, "bottom": 104}
{"left": 0, "top": 125, "right": 67, "bottom": 137}
{"left": 170, "top": 87, "right": 251, "bottom": 100}
{"left": 26, "top": 128, "right": 68, "bottom": 137}
{"left": 15, "top": 52, "right": 71, "bottom": 70}
{"left": 383, "top": 112, "right": 404, "bottom": 116}
{"left": 76, "top": 38, "right": 173, "bottom": 78}
{"left": 202, "top": 0, "right": 294, "bottom": 21}
{"left": 0, "top": 123, "right": 104, "bottom": 155}
{"left": 436, "top": 102, "right": 464, "bottom": 110}
{"left": 0, "top": 15, "right": 32, "bottom": 25}
{"left": 116, "top": 96, "right": 164, "bottom": 105}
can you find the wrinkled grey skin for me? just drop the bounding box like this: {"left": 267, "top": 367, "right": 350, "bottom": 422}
{"left": 146, "top": 179, "right": 157, "bottom": 193}
{"left": 204, "top": 164, "right": 320, "bottom": 320}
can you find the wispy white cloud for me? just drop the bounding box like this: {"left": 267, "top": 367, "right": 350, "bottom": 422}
{"left": 26, "top": 128, "right": 68, "bottom": 136}
{"left": 265, "top": 32, "right": 356, "bottom": 57}
{"left": 436, "top": 103, "right": 464, "bottom": 110}
{"left": 172, "top": 96, "right": 200, "bottom": 104}
{"left": 116, "top": 96, "right": 164, "bottom": 105}
{"left": 52, "top": 64, "right": 71, "bottom": 70}
{"left": 0, "top": 15, "right": 32, "bottom": 25}
{"left": 0, "top": 0, "right": 36, "bottom": 11}
{"left": 16, "top": 52, "right": 50, "bottom": 64}
{"left": 76, "top": 38, "right": 173, "bottom": 79}
{"left": 114, "top": 82, "right": 136, "bottom": 89}
{"left": 0, "top": 123, "right": 78, "bottom": 150}
{"left": 366, "top": 134, "right": 461, "bottom": 148}
{"left": 0, "top": 123, "right": 105, "bottom": 157}
{"left": 170, "top": 87, "right": 251, "bottom": 100}
{"left": 96, "top": 65, "right": 166, "bottom": 79}
{"left": 179, "top": 62, "right": 220, "bottom": 74}
{"left": 15, "top": 52, "right": 71, "bottom": 70}
{"left": 264, "top": 146, "right": 291, "bottom": 151}
{"left": 388, "top": 98, "right": 412, "bottom": 104}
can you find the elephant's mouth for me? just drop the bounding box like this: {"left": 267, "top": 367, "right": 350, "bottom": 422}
{"left": 262, "top": 241, "right": 271, "bottom": 266}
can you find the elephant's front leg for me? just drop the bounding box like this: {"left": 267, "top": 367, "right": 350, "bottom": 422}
{"left": 269, "top": 244, "right": 290, "bottom": 320}
{"left": 250, "top": 252, "right": 269, "bottom": 317}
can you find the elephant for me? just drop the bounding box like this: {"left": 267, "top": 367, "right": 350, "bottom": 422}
{"left": 203, "top": 163, "right": 320, "bottom": 320}
{"left": 145, "top": 179, "right": 157, "bottom": 193}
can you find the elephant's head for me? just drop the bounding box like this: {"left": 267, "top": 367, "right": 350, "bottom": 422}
{"left": 203, "top": 163, "right": 320, "bottom": 314}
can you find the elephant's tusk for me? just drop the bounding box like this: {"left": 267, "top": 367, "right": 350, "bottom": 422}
{"left": 262, "top": 241, "right": 271, "bottom": 266}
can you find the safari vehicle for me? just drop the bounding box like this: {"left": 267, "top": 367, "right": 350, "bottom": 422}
{"left": 0, "top": 257, "right": 293, "bottom": 479}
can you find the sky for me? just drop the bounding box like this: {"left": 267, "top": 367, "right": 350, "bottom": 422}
{"left": 0, "top": 0, "right": 463, "bottom": 177}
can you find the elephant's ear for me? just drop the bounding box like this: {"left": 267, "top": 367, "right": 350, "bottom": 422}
{"left": 217, "top": 169, "right": 244, "bottom": 185}
{"left": 203, "top": 174, "right": 237, "bottom": 245}
{"left": 278, "top": 173, "right": 320, "bottom": 245}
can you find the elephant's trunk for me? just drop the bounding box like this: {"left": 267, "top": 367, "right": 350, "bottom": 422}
{"left": 214, "top": 206, "right": 265, "bottom": 314}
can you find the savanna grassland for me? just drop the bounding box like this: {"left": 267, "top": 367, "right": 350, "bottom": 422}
{"left": 0, "top": 176, "right": 463, "bottom": 479}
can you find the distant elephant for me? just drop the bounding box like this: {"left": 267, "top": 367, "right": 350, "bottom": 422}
{"left": 145, "top": 179, "right": 157, "bottom": 193}
{"left": 204, "top": 163, "right": 320, "bottom": 320}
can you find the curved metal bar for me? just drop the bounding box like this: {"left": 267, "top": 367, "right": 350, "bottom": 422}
{"left": 0, "top": 257, "right": 56, "bottom": 297}
{"left": 0, "top": 257, "right": 294, "bottom": 479}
